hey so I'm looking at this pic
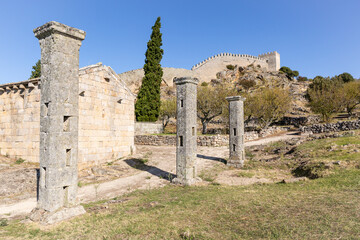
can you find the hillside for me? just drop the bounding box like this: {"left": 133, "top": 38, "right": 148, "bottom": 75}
{"left": 119, "top": 64, "right": 310, "bottom": 117}
{"left": 212, "top": 64, "right": 311, "bottom": 116}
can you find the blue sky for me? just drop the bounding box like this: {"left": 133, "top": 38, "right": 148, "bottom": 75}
{"left": 0, "top": 0, "right": 359, "bottom": 84}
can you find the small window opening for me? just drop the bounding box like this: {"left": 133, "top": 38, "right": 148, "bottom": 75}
{"left": 43, "top": 102, "right": 49, "bottom": 116}
{"left": 192, "top": 127, "right": 195, "bottom": 136}
{"left": 63, "top": 186, "right": 69, "bottom": 206}
{"left": 179, "top": 136, "right": 183, "bottom": 147}
{"left": 41, "top": 167, "right": 46, "bottom": 188}
{"left": 233, "top": 144, "right": 236, "bottom": 152}
{"left": 233, "top": 128, "right": 237, "bottom": 136}
{"left": 63, "top": 116, "right": 70, "bottom": 132}
{"left": 66, "top": 149, "right": 71, "bottom": 166}
{"left": 180, "top": 99, "right": 183, "bottom": 107}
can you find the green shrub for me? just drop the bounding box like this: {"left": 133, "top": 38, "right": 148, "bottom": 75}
{"left": 0, "top": 218, "right": 8, "bottom": 227}
{"left": 201, "top": 82, "right": 208, "bottom": 87}
{"left": 279, "top": 66, "right": 299, "bottom": 79}
{"left": 297, "top": 76, "right": 309, "bottom": 82}
{"left": 239, "top": 79, "right": 256, "bottom": 90}
{"left": 15, "top": 158, "right": 25, "bottom": 164}
{"left": 292, "top": 161, "right": 329, "bottom": 179}
{"left": 226, "top": 64, "right": 235, "bottom": 70}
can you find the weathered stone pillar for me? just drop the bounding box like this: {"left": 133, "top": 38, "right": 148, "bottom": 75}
{"left": 31, "top": 22, "right": 86, "bottom": 223}
{"left": 226, "top": 96, "right": 246, "bottom": 168}
{"left": 173, "top": 77, "right": 199, "bottom": 185}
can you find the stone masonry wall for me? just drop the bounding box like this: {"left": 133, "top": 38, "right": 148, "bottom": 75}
{"left": 191, "top": 54, "right": 268, "bottom": 83}
{"left": 135, "top": 127, "right": 287, "bottom": 147}
{"left": 300, "top": 120, "right": 360, "bottom": 134}
{"left": 135, "top": 122, "right": 163, "bottom": 135}
{"left": 78, "top": 63, "right": 135, "bottom": 169}
{"left": 0, "top": 63, "right": 135, "bottom": 168}
{"left": 0, "top": 79, "right": 41, "bottom": 162}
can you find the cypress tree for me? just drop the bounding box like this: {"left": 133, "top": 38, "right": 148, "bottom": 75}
{"left": 29, "top": 60, "right": 41, "bottom": 79}
{"left": 135, "top": 17, "right": 164, "bottom": 122}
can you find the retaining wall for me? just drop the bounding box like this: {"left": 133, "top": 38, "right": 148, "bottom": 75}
{"left": 135, "top": 127, "right": 288, "bottom": 147}
{"left": 300, "top": 120, "right": 360, "bottom": 134}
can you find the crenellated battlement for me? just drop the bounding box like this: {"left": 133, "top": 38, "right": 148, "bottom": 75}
{"left": 191, "top": 53, "right": 268, "bottom": 70}
{"left": 258, "top": 51, "right": 278, "bottom": 58}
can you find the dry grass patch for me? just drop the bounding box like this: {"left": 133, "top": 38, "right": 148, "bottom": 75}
{"left": 1, "top": 169, "right": 360, "bottom": 239}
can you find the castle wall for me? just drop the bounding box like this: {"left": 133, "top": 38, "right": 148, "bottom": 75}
{"left": 118, "top": 51, "right": 280, "bottom": 90}
{"left": 191, "top": 54, "right": 269, "bottom": 82}
{"left": 0, "top": 64, "right": 135, "bottom": 169}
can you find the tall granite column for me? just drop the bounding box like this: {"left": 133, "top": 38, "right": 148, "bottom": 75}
{"left": 173, "top": 77, "right": 199, "bottom": 185}
{"left": 226, "top": 96, "right": 246, "bottom": 168}
{"left": 33, "top": 22, "right": 86, "bottom": 216}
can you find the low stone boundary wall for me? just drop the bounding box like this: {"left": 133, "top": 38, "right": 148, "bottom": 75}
{"left": 135, "top": 122, "right": 163, "bottom": 135}
{"left": 135, "top": 127, "right": 288, "bottom": 147}
{"left": 300, "top": 120, "right": 360, "bottom": 134}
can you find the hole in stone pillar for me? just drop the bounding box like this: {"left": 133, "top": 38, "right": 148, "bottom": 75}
{"left": 41, "top": 167, "right": 46, "bottom": 188}
{"left": 179, "top": 136, "right": 183, "bottom": 147}
{"left": 43, "top": 102, "right": 49, "bottom": 116}
{"left": 192, "top": 127, "right": 195, "bottom": 136}
{"left": 79, "top": 91, "right": 85, "bottom": 97}
{"left": 66, "top": 149, "right": 71, "bottom": 166}
{"left": 233, "top": 128, "right": 237, "bottom": 136}
{"left": 180, "top": 99, "right": 183, "bottom": 107}
{"left": 63, "top": 116, "right": 70, "bottom": 132}
{"left": 233, "top": 144, "right": 236, "bottom": 151}
{"left": 63, "top": 186, "right": 69, "bottom": 206}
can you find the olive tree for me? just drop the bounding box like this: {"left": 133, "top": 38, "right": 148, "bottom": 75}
{"left": 197, "top": 84, "right": 237, "bottom": 134}
{"left": 159, "top": 96, "right": 176, "bottom": 130}
{"left": 246, "top": 88, "right": 291, "bottom": 129}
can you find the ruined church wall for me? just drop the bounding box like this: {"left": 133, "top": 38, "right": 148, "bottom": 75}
{"left": 0, "top": 80, "right": 41, "bottom": 162}
{"left": 78, "top": 65, "right": 135, "bottom": 169}
{"left": 0, "top": 65, "right": 135, "bottom": 168}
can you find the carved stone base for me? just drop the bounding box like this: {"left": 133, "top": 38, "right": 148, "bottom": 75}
{"left": 29, "top": 205, "right": 86, "bottom": 225}
{"left": 172, "top": 177, "right": 201, "bottom": 186}
{"left": 227, "top": 160, "right": 244, "bottom": 168}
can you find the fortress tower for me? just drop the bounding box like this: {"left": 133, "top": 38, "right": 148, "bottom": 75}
{"left": 258, "top": 51, "right": 280, "bottom": 71}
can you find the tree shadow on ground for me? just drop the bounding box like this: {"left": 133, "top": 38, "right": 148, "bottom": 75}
{"left": 124, "top": 158, "right": 176, "bottom": 182}
{"left": 197, "top": 154, "right": 227, "bottom": 164}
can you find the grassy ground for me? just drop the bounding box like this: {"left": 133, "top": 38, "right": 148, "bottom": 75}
{"left": 1, "top": 135, "right": 360, "bottom": 239}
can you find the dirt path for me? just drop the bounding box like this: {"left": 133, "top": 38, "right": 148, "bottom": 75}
{"left": 0, "top": 131, "right": 302, "bottom": 219}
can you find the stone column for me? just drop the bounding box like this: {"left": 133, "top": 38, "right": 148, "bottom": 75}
{"left": 173, "top": 77, "right": 199, "bottom": 185}
{"left": 226, "top": 96, "right": 246, "bottom": 168}
{"left": 31, "top": 22, "right": 86, "bottom": 223}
